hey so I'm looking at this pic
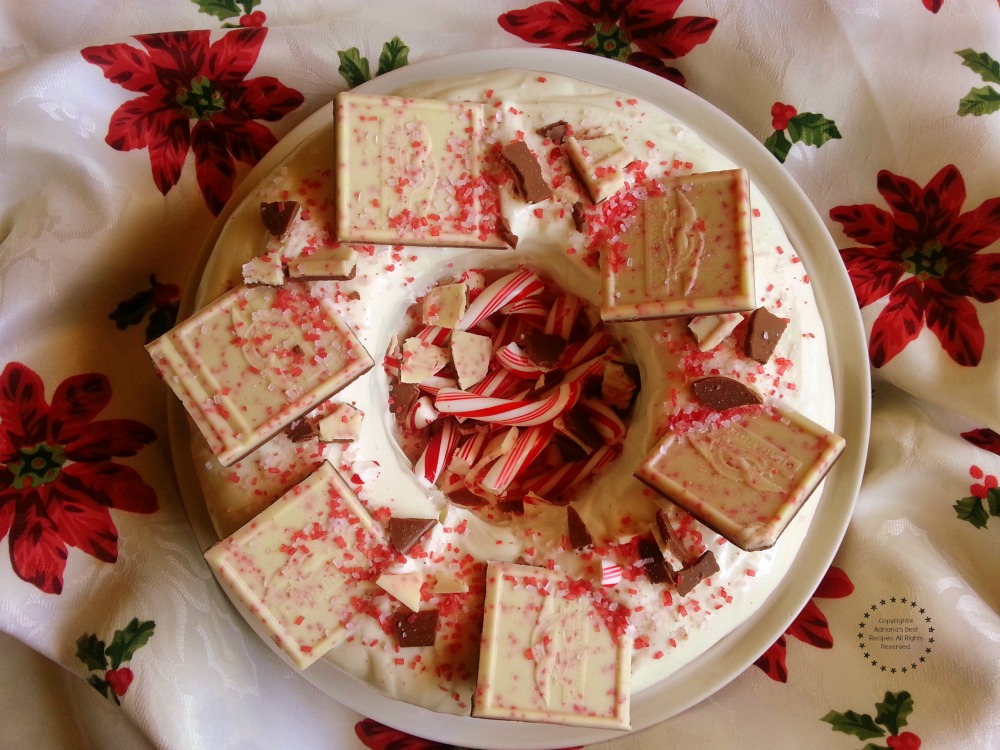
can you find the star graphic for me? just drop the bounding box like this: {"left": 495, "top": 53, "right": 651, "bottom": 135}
{"left": 891, "top": 668, "right": 897, "bottom": 673}
{"left": 871, "top": 659, "right": 878, "bottom": 666}
{"left": 919, "top": 608, "right": 925, "bottom": 614}
{"left": 901, "top": 597, "right": 908, "bottom": 604}
{"left": 880, "top": 599, "right": 886, "bottom": 605}
{"left": 871, "top": 604, "right": 878, "bottom": 611}
{"left": 928, "top": 627, "right": 935, "bottom": 633}
{"left": 890, "top": 597, "right": 897, "bottom": 603}
{"left": 864, "top": 612, "right": 870, "bottom": 619}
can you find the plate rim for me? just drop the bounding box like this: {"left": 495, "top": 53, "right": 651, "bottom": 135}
{"left": 172, "top": 47, "right": 871, "bottom": 749}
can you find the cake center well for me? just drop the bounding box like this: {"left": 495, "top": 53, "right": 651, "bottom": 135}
{"left": 385, "top": 266, "right": 639, "bottom": 522}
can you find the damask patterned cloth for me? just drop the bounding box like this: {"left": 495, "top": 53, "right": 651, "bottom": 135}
{"left": 1, "top": 2, "right": 999, "bottom": 749}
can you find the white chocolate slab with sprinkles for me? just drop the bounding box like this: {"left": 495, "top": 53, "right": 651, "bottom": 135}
{"left": 147, "top": 282, "right": 374, "bottom": 466}
{"left": 204, "top": 461, "right": 390, "bottom": 668}
{"left": 474, "top": 561, "right": 631, "bottom": 730}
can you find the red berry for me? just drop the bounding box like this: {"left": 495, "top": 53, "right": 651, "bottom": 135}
{"left": 239, "top": 11, "right": 267, "bottom": 27}
{"left": 887, "top": 731, "right": 921, "bottom": 750}
{"left": 105, "top": 667, "right": 134, "bottom": 697}
{"left": 770, "top": 102, "right": 798, "bottom": 131}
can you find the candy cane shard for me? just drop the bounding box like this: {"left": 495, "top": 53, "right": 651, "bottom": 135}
{"left": 520, "top": 443, "right": 621, "bottom": 498}
{"left": 544, "top": 293, "right": 584, "bottom": 339}
{"left": 434, "top": 381, "right": 582, "bottom": 426}
{"left": 413, "top": 418, "right": 459, "bottom": 486}
{"left": 579, "top": 398, "right": 628, "bottom": 445}
{"left": 457, "top": 269, "right": 545, "bottom": 331}
{"left": 480, "top": 422, "right": 555, "bottom": 495}
{"left": 495, "top": 342, "right": 547, "bottom": 379}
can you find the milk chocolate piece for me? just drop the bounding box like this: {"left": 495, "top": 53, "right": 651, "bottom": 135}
{"left": 146, "top": 283, "right": 374, "bottom": 466}
{"left": 744, "top": 307, "right": 788, "bottom": 363}
{"left": 654, "top": 509, "right": 688, "bottom": 564}
{"left": 567, "top": 506, "right": 594, "bottom": 549}
{"left": 635, "top": 405, "right": 845, "bottom": 551}
{"left": 600, "top": 169, "right": 755, "bottom": 321}
{"left": 692, "top": 376, "right": 762, "bottom": 411}
{"left": 497, "top": 215, "right": 519, "bottom": 248}
{"left": 259, "top": 200, "right": 300, "bottom": 239}
{"left": 638, "top": 538, "right": 672, "bottom": 584}
{"left": 389, "top": 382, "right": 420, "bottom": 416}
{"left": 536, "top": 120, "right": 569, "bottom": 143}
{"left": 523, "top": 332, "right": 566, "bottom": 369}
{"left": 393, "top": 609, "right": 439, "bottom": 647}
{"left": 388, "top": 517, "right": 437, "bottom": 555}
{"left": 675, "top": 551, "right": 720, "bottom": 597}
{"left": 474, "top": 561, "right": 631, "bottom": 729}
{"left": 501, "top": 140, "right": 552, "bottom": 204}
{"left": 204, "top": 462, "right": 383, "bottom": 668}
{"left": 571, "top": 200, "right": 586, "bottom": 232}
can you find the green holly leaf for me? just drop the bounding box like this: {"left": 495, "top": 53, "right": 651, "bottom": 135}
{"left": 192, "top": 0, "right": 244, "bottom": 21}
{"left": 959, "top": 85, "right": 1000, "bottom": 116}
{"left": 957, "top": 48, "right": 1000, "bottom": 85}
{"left": 861, "top": 745, "right": 891, "bottom": 750}
{"left": 820, "top": 709, "right": 886, "bottom": 740}
{"left": 764, "top": 130, "right": 792, "bottom": 163}
{"left": 987, "top": 487, "right": 1000, "bottom": 516}
{"left": 787, "top": 112, "right": 842, "bottom": 148}
{"left": 75, "top": 633, "right": 108, "bottom": 672}
{"left": 377, "top": 37, "right": 410, "bottom": 76}
{"left": 875, "top": 691, "right": 913, "bottom": 736}
{"left": 106, "top": 619, "right": 156, "bottom": 670}
{"left": 87, "top": 674, "right": 110, "bottom": 699}
{"left": 954, "top": 496, "right": 989, "bottom": 527}
{"left": 338, "top": 47, "right": 372, "bottom": 88}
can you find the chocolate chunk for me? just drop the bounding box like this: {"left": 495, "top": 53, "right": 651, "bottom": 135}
{"left": 675, "top": 551, "right": 720, "bottom": 597}
{"left": 561, "top": 407, "right": 603, "bottom": 450}
{"left": 388, "top": 517, "right": 436, "bottom": 555}
{"left": 638, "top": 537, "right": 673, "bottom": 585}
{"left": 692, "top": 376, "right": 762, "bottom": 411}
{"left": 654, "top": 509, "right": 688, "bottom": 564}
{"left": 744, "top": 307, "right": 788, "bottom": 364}
{"left": 497, "top": 215, "right": 519, "bottom": 249}
{"left": 566, "top": 506, "right": 594, "bottom": 549}
{"left": 501, "top": 141, "right": 552, "bottom": 204}
{"left": 388, "top": 382, "right": 420, "bottom": 416}
{"left": 259, "top": 200, "right": 300, "bottom": 239}
{"left": 497, "top": 499, "right": 525, "bottom": 515}
{"left": 392, "top": 609, "right": 439, "bottom": 648}
{"left": 285, "top": 417, "right": 319, "bottom": 443}
{"left": 602, "top": 361, "right": 639, "bottom": 410}
{"left": 554, "top": 433, "right": 589, "bottom": 463}
{"left": 523, "top": 332, "right": 566, "bottom": 369}
{"left": 536, "top": 120, "right": 570, "bottom": 143}
{"left": 571, "top": 201, "right": 586, "bottom": 232}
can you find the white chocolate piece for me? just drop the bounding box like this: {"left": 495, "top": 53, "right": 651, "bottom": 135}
{"left": 451, "top": 330, "right": 491, "bottom": 390}
{"left": 318, "top": 402, "right": 364, "bottom": 442}
{"left": 335, "top": 92, "right": 504, "bottom": 247}
{"left": 400, "top": 337, "right": 449, "bottom": 383}
{"left": 242, "top": 252, "right": 285, "bottom": 286}
{"left": 204, "top": 462, "right": 387, "bottom": 668}
{"left": 473, "top": 561, "right": 631, "bottom": 730}
{"left": 146, "top": 283, "right": 374, "bottom": 466}
{"left": 635, "top": 406, "right": 845, "bottom": 551}
{"left": 376, "top": 571, "right": 426, "bottom": 612}
{"left": 287, "top": 246, "right": 358, "bottom": 280}
{"left": 688, "top": 312, "right": 744, "bottom": 351}
{"left": 564, "top": 133, "right": 631, "bottom": 203}
{"left": 422, "top": 282, "right": 468, "bottom": 328}
{"left": 600, "top": 169, "right": 755, "bottom": 321}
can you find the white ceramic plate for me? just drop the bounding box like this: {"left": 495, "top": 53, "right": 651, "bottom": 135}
{"left": 172, "top": 47, "right": 870, "bottom": 750}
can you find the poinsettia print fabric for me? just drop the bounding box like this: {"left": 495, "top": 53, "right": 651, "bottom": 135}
{"left": 831, "top": 165, "right": 1000, "bottom": 368}
{"left": 498, "top": 0, "right": 716, "bottom": 85}
{"left": 81, "top": 28, "right": 304, "bottom": 215}
{"left": 0, "top": 363, "right": 158, "bottom": 594}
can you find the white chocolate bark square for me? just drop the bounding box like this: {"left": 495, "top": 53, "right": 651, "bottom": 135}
{"left": 600, "top": 168, "right": 755, "bottom": 321}
{"left": 335, "top": 92, "right": 504, "bottom": 247}
{"left": 473, "top": 561, "right": 631, "bottom": 730}
{"left": 635, "top": 405, "right": 845, "bottom": 551}
{"left": 146, "top": 282, "right": 374, "bottom": 466}
{"left": 204, "top": 462, "right": 386, "bottom": 668}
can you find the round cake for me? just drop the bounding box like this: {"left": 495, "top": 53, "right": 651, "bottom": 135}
{"left": 179, "top": 69, "right": 839, "bottom": 728}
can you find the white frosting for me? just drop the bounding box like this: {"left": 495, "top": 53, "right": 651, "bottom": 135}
{"left": 192, "top": 70, "right": 835, "bottom": 716}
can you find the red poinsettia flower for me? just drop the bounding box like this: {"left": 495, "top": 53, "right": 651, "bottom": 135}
{"left": 962, "top": 427, "right": 1000, "bottom": 456}
{"left": 754, "top": 565, "right": 854, "bottom": 683}
{"left": 498, "top": 0, "right": 717, "bottom": 86}
{"left": 830, "top": 165, "right": 1000, "bottom": 367}
{"left": 81, "top": 28, "right": 303, "bottom": 215}
{"left": 0, "top": 363, "right": 158, "bottom": 594}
